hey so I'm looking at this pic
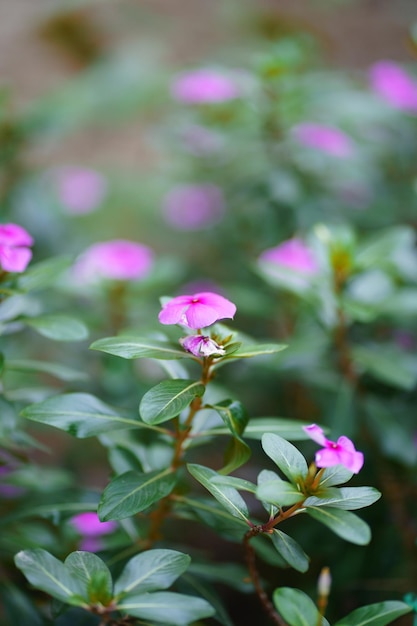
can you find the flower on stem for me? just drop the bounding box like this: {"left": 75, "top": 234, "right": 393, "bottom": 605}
{"left": 69, "top": 512, "right": 117, "bottom": 552}
{"left": 369, "top": 60, "right": 417, "bottom": 113}
{"left": 54, "top": 166, "right": 107, "bottom": 214}
{"left": 303, "top": 424, "right": 364, "bottom": 474}
{"left": 180, "top": 334, "right": 226, "bottom": 358}
{"left": 0, "top": 223, "right": 34, "bottom": 273}
{"left": 158, "top": 291, "right": 236, "bottom": 329}
{"left": 292, "top": 123, "right": 355, "bottom": 158}
{"left": 73, "top": 240, "right": 154, "bottom": 283}
{"left": 171, "top": 69, "right": 240, "bottom": 104}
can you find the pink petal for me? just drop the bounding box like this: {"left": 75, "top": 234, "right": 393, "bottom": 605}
{"left": 185, "top": 302, "right": 220, "bottom": 328}
{"left": 194, "top": 292, "right": 236, "bottom": 319}
{"left": 0, "top": 246, "right": 32, "bottom": 273}
{"left": 337, "top": 448, "right": 364, "bottom": 474}
{"left": 69, "top": 512, "right": 117, "bottom": 536}
{"left": 0, "top": 224, "right": 34, "bottom": 247}
{"left": 315, "top": 447, "right": 342, "bottom": 468}
{"left": 158, "top": 301, "right": 190, "bottom": 325}
{"left": 336, "top": 435, "right": 356, "bottom": 453}
{"left": 303, "top": 424, "right": 327, "bottom": 446}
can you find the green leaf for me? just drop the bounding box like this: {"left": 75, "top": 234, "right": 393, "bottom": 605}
{"left": 17, "top": 257, "right": 72, "bottom": 292}
{"left": 5, "top": 359, "right": 88, "bottom": 382}
{"left": 23, "top": 315, "right": 89, "bottom": 341}
{"left": 187, "top": 464, "right": 250, "bottom": 523}
{"left": 352, "top": 345, "right": 417, "bottom": 391}
{"left": 98, "top": 468, "right": 177, "bottom": 521}
{"left": 140, "top": 379, "right": 205, "bottom": 425}
{"left": 90, "top": 336, "right": 188, "bottom": 360}
{"left": 210, "top": 400, "right": 251, "bottom": 474}
{"left": 273, "top": 587, "right": 330, "bottom": 626}
{"left": 210, "top": 475, "right": 256, "bottom": 493}
{"left": 223, "top": 343, "right": 287, "bottom": 360}
{"left": 14, "top": 549, "right": 85, "bottom": 605}
{"left": 220, "top": 437, "right": 252, "bottom": 474}
{"left": 256, "top": 478, "right": 304, "bottom": 507}
{"left": 65, "top": 551, "right": 112, "bottom": 605}
{"left": 241, "top": 418, "right": 314, "bottom": 440}
{"left": 176, "top": 496, "right": 248, "bottom": 539}
{"left": 305, "top": 506, "right": 371, "bottom": 545}
{"left": 114, "top": 549, "right": 190, "bottom": 597}
{"left": 304, "top": 486, "right": 381, "bottom": 510}
{"left": 117, "top": 590, "right": 215, "bottom": 625}
{"left": 21, "top": 393, "right": 142, "bottom": 438}
{"left": 261, "top": 433, "right": 308, "bottom": 484}
{"left": 318, "top": 465, "right": 354, "bottom": 487}
{"left": 271, "top": 531, "right": 310, "bottom": 573}
{"left": 334, "top": 601, "right": 412, "bottom": 626}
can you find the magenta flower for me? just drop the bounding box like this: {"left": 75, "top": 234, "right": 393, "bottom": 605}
{"left": 303, "top": 424, "right": 364, "bottom": 474}
{"left": 0, "top": 223, "right": 34, "bottom": 273}
{"left": 73, "top": 240, "right": 154, "bottom": 283}
{"left": 162, "top": 184, "right": 225, "bottom": 230}
{"left": 259, "top": 238, "right": 319, "bottom": 275}
{"left": 159, "top": 292, "right": 236, "bottom": 329}
{"left": 55, "top": 167, "right": 107, "bottom": 214}
{"left": 171, "top": 69, "right": 240, "bottom": 104}
{"left": 180, "top": 335, "right": 226, "bottom": 357}
{"left": 69, "top": 511, "right": 117, "bottom": 537}
{"left": 369, "top": 61, "right": 417, "bottom": 113}
{"left": 292, "top": 123, "right": 354, "bottom": 158}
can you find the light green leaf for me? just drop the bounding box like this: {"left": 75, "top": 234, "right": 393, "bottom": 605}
{"left": 334, "top": 601, "right": 412, "bottom": 625}
{"left": 256, "top": 478, "right": 304, "bottom": 507}
{"left": 21, "top": 393, "right": 142, "bottom": 437}
{"left": 304, "top": 486, "right": 381, "bottom": 510}
{"left": 318, "top": 465, "right": 354, "bottom": 487}
{"left": 98, "top": 468, "right": 177, "bottom": 521}
{"left": 210, "top": 475, "right": 256, "bottom": 493}
{"left": 305, "top": 506, "right": 371, "bottom": 545}
{"left": 223, "top": 343, "right": 287, "bottom": 360}
{"left": 352, "top": 345, "right": 417, "bottom": 391}
{"left": 242, "top": 418, "right": 314, "bottom": 440}
{"left": 176, "top": 496, "right": 248, "bottom": 538}
{"left": 210, "top": 400, "right": 251, "bottom": 474}
{"left": 271, "top": 531, "right": 310, "bottom": 573}
{"left": 117, "top": 590, "right": 215, "bottom": 625}
{"left": 273, "top": 587, "right": 330, "bottom": 626}
{"left": 261, "top": 433, "right": 308, "bottom": 484}
{"left": 14, "top": 549, "right": 85, "bottom": 605}
{"left": 5, "top": 359, "right": 88, "bottom": 382}
{"left": 23, "top": 315, "right": 89, "bottom": 341}
{"left": 140, "top": 379, "right": 205, "bottom": 425}
{"left": 64, "top": 551, "right": 112, "bottom": 604}
{"left": 17, "top": 257, "right": 72, "bottom": 292}
{"left": 187, "top": 464, "right": 250, "bottom": 523}
{"left": 115, "top": 549, "right": 190, "bottom": 597}
{"left": 90, "top": 336, "right": 188, "bottom": 360}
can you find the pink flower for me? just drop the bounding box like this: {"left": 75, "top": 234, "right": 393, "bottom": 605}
{"left": 292, "top": 123, "right": 354, "bottom": 158}
{"left": 69, "top": 512, "right": 117, "bottom": 551}
{"left": 303, "top": 424, "right": 364, "bottom": 474}
{"left": 369, "top": 61, "right": 417, "bottom": 113}
{"left": 180, "top": 335, "right": 226, "bottom": 357}
{"left": 73, "top": 240, "right": 154, "bottom": 283}
{"left": 159, "top": 291, "right": 236, "bottom": 329}
{"left": 171, "top": 69, "right": 240, "bottom": 104}
{"left": 162, "top": 184, "right": 225, "bottom": 230}
{"left": 0, "top": 223, "right": 34, "bottom": 273}
{"left": 55, "top": 167, "right": 107, "bottom": 214}
{"left": 259, "top": 238, "right": 319, "bottom": 275}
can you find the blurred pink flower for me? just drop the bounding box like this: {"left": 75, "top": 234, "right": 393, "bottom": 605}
{"left": 292, "top": 123, "right": 354, "bottom": 157}
{"left": 181, "top": 125, "right": 224, "bottom": 156}
{"left": 369, "top": 61, "right": 417, "bottom": 113}
{"left": 259, "top": 238, "right": 319, "bottom": 274}
{"left": 171, "top": 69, "right": 240, "bottom": 104}
{"left": 159, "top": 291, "right": 236, "bottom": 329}
{"left": 73, "top": 240, "right": 154, "bottom": 282}
{"left": 55, "top": 167, "right": 107, "bottom": 214}
{"left": 162, "top": 184, "right": 225, "bottom": 231}
{"left": 303, "top": 424, "right": 364, "bottom": 474}
{"left": 0, "top": 223, "right": 33, "bottom": 273}
{"left": 70, "top": 511, "right": 117, "bottom": 536}
{"left": 180, "top": 334, "right": 226, "bottom": 357}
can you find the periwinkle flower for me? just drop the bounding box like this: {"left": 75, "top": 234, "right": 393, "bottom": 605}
{"left": 180, "top": 335, "right": 226, "bottom": 357}
{"left": 55, "top": 167, "right": 107, "bottom": 214}
{"left": 73, "top": 240, "right": 154, "bottom": 283}
{"left": 171, "top": 69, "right": 240, "bottom": 104}
{"left": 369, "top": 61, "right": 417, "bottom": 113}
{"left": 292, "top": 123, "right": 355, "bottom": 158}
{"left": 0, "top": 223, "right": 34, "bottom": 273}
{"left": 259, "top": 238, "right": 319, "bottom": 275}
{"left": 159, "top": 291, "right": 236, "bottom": 329}
{"left": 162, "top": 184, "right": 225, "bottom": 230}
{"left": 303, "top": 424, "right": 364, "bottom": 474}
{"left": 69, "top": 512, "right": 117, "bottom": 552}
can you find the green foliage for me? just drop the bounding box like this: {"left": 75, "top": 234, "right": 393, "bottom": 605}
{"left": 139, "top": 379, "right": 205, "bottom": 424}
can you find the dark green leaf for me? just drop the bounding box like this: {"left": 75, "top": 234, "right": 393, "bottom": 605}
{"left": 114, "top": 549, "right": 190, "bottom": 597}
{"left": 271, "top": 531, "right": 310, "bottom": 573}
{"left": 261, "top": 433, "right": 308, "bottom": 484}
{"left": 211, "top": 400, "right": 249, "bottom": 437}
{"left": 90, "top": 336, "right": 188, "bottom": 360}
{"left": 98, "top": 468, "right": 177, "bottom": 521}
{"left": 352, "top": 345, "right": 417, "bottom": 391}
{"left": 305, "top": 506, "right": 371, "bottom": 545}
{"left": 21, "top": 393, "right": 142, "bottom": 438}
{"left": 140, "top": 379, "right": 205, "bottom": 424}
{"left": 273, "top": 587, "right": 330, "bottom": 626}
{"left": 117, "top": 590, "right": 215, "bottom": 625}
{"left": 334, "top": 601, "right": 411, "bottom": 625}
